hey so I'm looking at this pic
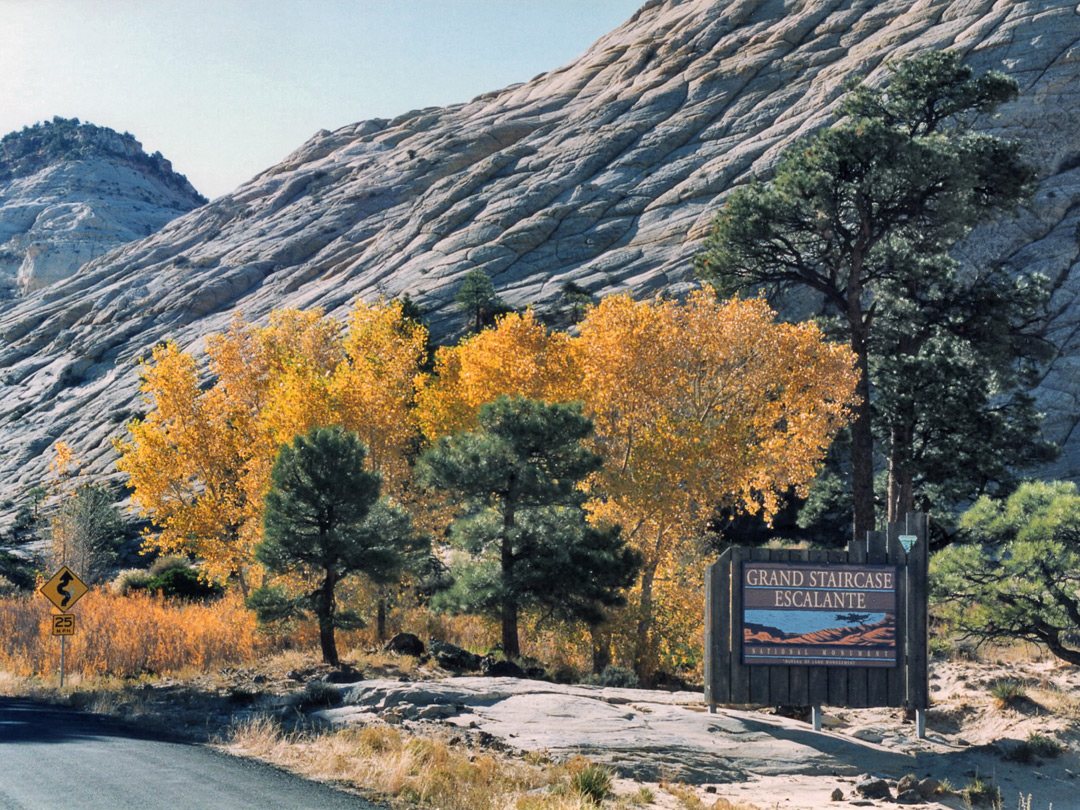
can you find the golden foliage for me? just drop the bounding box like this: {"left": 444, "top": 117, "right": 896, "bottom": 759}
{"left": 575, "top": 291, "right": 858, "bottom": 670}
{"left": 116, "top": 300, "right": 428, "bottom": 585}
{"left": 332, "top": 299, "right": 429, "bottom": 496}
{"left": 116, "top": 341, "right": 254, "bottom": 583}
{"left": 415, "top": 310, "right": 579, "bottom": 440}
{"left": 577, "top": 291, "right": 857, "bottom": 550}
{"left": 49, "top": 440, "right": 77, "bottom": 479}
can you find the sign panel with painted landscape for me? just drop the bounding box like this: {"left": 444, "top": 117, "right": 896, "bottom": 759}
{"left": 741, "top": 562, "right": 898, "bottom": 668}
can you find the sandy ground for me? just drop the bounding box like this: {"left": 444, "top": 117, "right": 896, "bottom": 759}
{"left": 688, "top": 655, "right": 1080, "bottom": 810}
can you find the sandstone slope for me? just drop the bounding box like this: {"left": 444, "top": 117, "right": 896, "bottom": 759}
{"left": 1, "top": 0, "right": 1079, "bottom": 509}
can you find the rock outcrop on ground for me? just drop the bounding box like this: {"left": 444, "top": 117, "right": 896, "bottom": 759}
{"left": 1, "top": 0, "right": 1079, "bottom": 511}
{"left": 307, "top": 661, "right": 1080, "bottom": 810}
{"left": 0, "top": 118, "right": 206, "bottom": 299}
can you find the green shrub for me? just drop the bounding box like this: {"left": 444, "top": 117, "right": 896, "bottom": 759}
{"left": 146, "top": 567, "right": 223, "bottom": 601}
{"left": 989, "top": 679, "right": 1026, "bottom": 708}
{"left": 0, "top": 551, "right": 34, "bottom": 590}
{"left": 110, "top": 568, "right": 151, "bottom": 596}
{"left": 1004, "top": 732, "right": 1064, "bottom": 763}
{"left": 961, "top": 777, "right": 1001, "bottom": 807}
{"left": 927, "top": 634, "right": 956, "bottom": 659}
{"left": 148, "top": 554, "right": 192, "bottom": 577}
{"left": 1026, "top": 732, "right": 1063, "bottom": 758}
{"left": 584, "top": 665, "right": 640, "bottom": 689}
{"left": 298, "top": 679, "right": 341, "bottom": 709}
{"left": 1001, "top": 740, "right": 1037, "bottom": 764}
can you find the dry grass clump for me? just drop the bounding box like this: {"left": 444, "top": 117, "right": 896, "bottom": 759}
{"left": 989, "top": 679, "right": 1028, "bottom": 709}
{"left": 224, "top": 717, "right": 610, "bottom": 810}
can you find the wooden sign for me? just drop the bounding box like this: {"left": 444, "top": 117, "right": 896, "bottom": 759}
{"left": 741, "top": 562, "right": 897, "bottom": 668}
{"left": 705, "top": 513, "right": 929, "bottom": 713}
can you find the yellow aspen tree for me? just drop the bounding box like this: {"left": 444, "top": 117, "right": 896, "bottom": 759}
{"left": 574, "top": 290, "right": 859, "bottom": 674}
{"left": 415, "top": 310, "right": 579, "bottom": 441}
{"left": 46, "top": 441, "right": 79, "bottom": 569}
{"left": 203, "top": 309, "right": 342, "bottom": 582}
{"left": 49, "top": 441, "right": 77, "bottom": 480}
{"left": 118, "top": 302, "right": 430, "bottom": 592}
{"left": 331, "top": 299, "right": 429, "bottom": 496}
{"left": 331, "top": 299, "right": 433, "bottom": 636}
{"left": 116, "top": 342, "right": 252, "bottom": 584}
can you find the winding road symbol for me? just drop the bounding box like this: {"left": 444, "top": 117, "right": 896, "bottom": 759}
{"left": 40, "top": 566, "right": 88, "bottom": 612}
{"left": 56, "top": 570, "right": 74, "bottom": 607}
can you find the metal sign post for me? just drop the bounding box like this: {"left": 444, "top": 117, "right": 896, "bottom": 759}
{"left": 898, "top": 525, "right": 924, "bottom": 738}
{"left": 40, "top": 567, "right": 87, "bottom": 689}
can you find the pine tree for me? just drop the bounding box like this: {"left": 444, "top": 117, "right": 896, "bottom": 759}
{"left": 696, "top": 50, "right": 1041, "bottom": 539}
{"left": 932, "top": 481, "right": 1080, "bottom": 665}
{"left": 454, "top": 269, "right": 509, "bottom": 333}
{"left": 416, "top": 396, "right": 640, "bottom": 659}
{"left": 250, "top": 425, "right": 426, "bottom": 666}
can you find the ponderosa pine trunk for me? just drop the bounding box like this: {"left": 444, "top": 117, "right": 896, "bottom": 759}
{"left": 499, "top": 509, "right": 520, "bottom": 659}
{"left": 376, "top": 594, "right": 388, "bottom": 643}
{"left": 316, "top": 572, "right": 340, "bottom": 667}
{"left": 501, "top": 595, "right": 520, "bottom": 660}
{"left": 590, "top": 624, "right": 612, "bottom": 674}
{"left": 848, "top": 293, "right": 876, "bottom": 544}
{"left": 887, "top": 424, "right": 915, "bottom": 523}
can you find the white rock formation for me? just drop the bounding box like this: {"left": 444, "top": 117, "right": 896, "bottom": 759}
{"left": 0, "top": 120, "right": 205, "bottom": 299}
{"left": 0, "top": 0, "right": 1079, "bottom": 512}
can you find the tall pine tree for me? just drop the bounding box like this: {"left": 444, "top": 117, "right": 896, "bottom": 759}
{"left": 250, "top": 426, "right": 425, "bottom": 666}
{"left": 416, "top": 396, "right": 640, "bottom": 659}
{"left": 696, "top": 51, "right": 1046, "bottom": 539}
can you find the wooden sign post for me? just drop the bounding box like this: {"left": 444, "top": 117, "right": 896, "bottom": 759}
{"left": 705, "top": 513, "right": 929, "bottom": 736}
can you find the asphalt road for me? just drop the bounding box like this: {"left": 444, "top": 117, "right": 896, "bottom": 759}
{"left": 0, "top": 698, "right": 384, "bottom": 810}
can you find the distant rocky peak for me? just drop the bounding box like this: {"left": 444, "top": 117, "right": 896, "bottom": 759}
{"left": 0, "top": 117, "right": 207, "bottom": 299}
{"left": 0, "top": 116, "right": 206, "bottom": 203}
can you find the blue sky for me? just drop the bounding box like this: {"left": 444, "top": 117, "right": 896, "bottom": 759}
{"left": 0, "top": 1, "right": 642, "bottom": 199}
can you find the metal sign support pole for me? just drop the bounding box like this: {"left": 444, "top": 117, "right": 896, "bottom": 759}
{"left": 905, "top": 516, "right": 912, "bottom": 734}
{"left": 59, "top": 633, "right": 66, "bottom": 689}
{"left": 899, "top": 514, "right": 927, "bottom": 740}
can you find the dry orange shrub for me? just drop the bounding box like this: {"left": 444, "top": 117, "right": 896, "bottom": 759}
{"left": 0, "top": 590, "right": 297, "bottom": 678}
{"left": 0, "top": 588, "right": 594, "bottom": 682}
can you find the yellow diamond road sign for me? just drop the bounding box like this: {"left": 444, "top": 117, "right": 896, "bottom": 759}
{"left": 40, "top": 566, "right": 88, "bottom": 612}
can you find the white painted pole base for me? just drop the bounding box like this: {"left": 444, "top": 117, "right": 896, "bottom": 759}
{"left": 916, "top": 709, "right": 926, "bottom": 739}
{"left": 811, "top": 706, "right": 823, "bottom": 731}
